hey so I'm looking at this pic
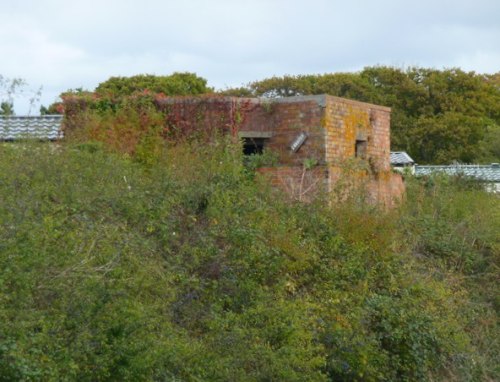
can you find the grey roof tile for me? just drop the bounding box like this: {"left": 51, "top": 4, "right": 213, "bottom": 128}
{"left": 0, "top": 115, "right": 63, "bottom": 141}
{"left": 390, "top": 151, "right": 414, "bottom": 165}
{"left": 415, "top": 164, "right": 500, "bottom": 182}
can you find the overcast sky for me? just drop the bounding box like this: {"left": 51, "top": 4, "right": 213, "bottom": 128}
{"left": 1, "top": 0, "right": 499, "bottom": 114}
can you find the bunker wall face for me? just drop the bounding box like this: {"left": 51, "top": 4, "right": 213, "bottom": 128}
{"left": 239, "top": 99, "right": 326, "bottom": 166}
{"left": 322, "top": 96, "right": 404, "bottom": 206}
{"left": 154, "top": 96, "right": 326, "bottom": 167}
{"left": 156, "top": 97, "right": 245, "bottom": 138}
{"left": 323, "top": 96, "right": 391, "bottom": 171}
{"left": 257, "top": 166, "right": 328, "bottom": 202}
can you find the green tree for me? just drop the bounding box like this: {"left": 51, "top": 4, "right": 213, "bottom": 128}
{"left": 95, "top": 72, "right": 212, "bottom": 98}
{"left": 225, "top": 67, "right": 500, "bottom": 164}
{"left": 0, "top": 101, "right": 14, "bottom": 116}
{"left": 238, "top": 72, "right": 374, "bottom": 101}
{"left": 40, "top": 103, "right": 63, "bottom": 115}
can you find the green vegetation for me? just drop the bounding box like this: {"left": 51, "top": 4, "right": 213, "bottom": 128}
{"left": 222, "top": 67, "right": 500, "bottom": 164}
{"left": 95, "top": 72, "right": 212, "bottom": 98}
{"left": 0, "top": 140, "right": 498, "bottom": 381}
{"left": 41, "top": 72, "right": 212, "bottom": 118}
{"left": 0, "top": 102, "right": 14, "bottom": 116}
{"left": 42, "top": 67, "right": 500, "bottom": 164}
{"left": 5, "top": 67, "right": 499, "bottom": 380}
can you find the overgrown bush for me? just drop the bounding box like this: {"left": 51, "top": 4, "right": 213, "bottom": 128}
{"left": 0, "top": 140, "right": 498, "bottom": 381}
{"left": 400, "top": 174, "right": 500, "bottom": 379}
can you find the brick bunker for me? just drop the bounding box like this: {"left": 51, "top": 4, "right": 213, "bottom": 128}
{"left": 155, "top": 94, "right": 405, "bottom": 206}
{"left": 64, "top": 94, "right": 405, "bottom": 205}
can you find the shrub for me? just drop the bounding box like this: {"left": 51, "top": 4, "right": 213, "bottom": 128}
{"left": 0, "top": 140, "right": 497, "bottom": 381}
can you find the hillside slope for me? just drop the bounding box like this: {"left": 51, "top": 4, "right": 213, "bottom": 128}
{"left": 0, "top": 142, "right": 498, "bottom": 381}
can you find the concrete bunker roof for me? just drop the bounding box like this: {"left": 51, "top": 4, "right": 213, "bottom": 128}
{"left": 156, "top": 94, "right": 391, "bottom": 112}
{"left": 270, "top": 94, "right": 391, "bottom": 112}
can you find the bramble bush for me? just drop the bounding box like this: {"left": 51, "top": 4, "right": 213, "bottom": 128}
{"left": 0, "top": 139, "right": 498, "bottom": 381}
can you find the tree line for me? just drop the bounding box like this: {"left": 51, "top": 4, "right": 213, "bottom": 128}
{"left": 7, "top": 67, "right": 500, "bottom": 164}
{"left": 221, "top": 67, "right": 500, "bottom": 164}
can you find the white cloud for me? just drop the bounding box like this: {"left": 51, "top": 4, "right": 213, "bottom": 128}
{"left": 1, "top": 0, "right": 499, "bottom": 114}
{"left": 0, "top": 19, "right": 85, "bottom": 82}
{"left": 454, "top": 51, "right": 500, "bottom": 73}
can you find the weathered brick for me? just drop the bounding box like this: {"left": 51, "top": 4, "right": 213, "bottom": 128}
{"left": 67, "top": 94, "right": 405, "bottom": 205}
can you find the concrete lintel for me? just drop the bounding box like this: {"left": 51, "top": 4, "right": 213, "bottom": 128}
{"left": 356, "top": 132, "right": 368, "bottom": 141}
{"left": 268, "top": 95, "right": 327, "bottom": 108}
{"left": 238, "top": 131, "right": 273, "bottom": 138}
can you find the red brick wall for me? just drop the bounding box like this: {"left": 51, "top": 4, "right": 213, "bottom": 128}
{"left": 365, "top": 172, "right": 405, "bottom": 207}
{"left": 321, "top": 96, "right": 403, "bottom": 205}
{"left": 157, "top": 96, "right": 326, "bottom": 166}
{"left": 323, "top": 96, "right": 391, "bottom": 172}
{"left": 257, "top": 166, "right": 328, "bottom": 202}
{"left": 240, "top": 98, "right": 325, "bottom": 166}
{"left": 156, "top": 96, "right": 252, "bottom": 138}
{"left": 328, "top": 165, "right": 405, "bottom": 208}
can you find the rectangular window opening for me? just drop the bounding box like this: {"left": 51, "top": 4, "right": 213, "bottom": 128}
{"left": 355, "top": 140, "right": 367, "bottom": 159}
{"left": 243, "top": 137, "right": 267, "bottom": 155}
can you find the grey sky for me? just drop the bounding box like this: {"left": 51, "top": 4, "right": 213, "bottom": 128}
{"left": 1, "top": 0, "right": 499, "bottom": 113}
